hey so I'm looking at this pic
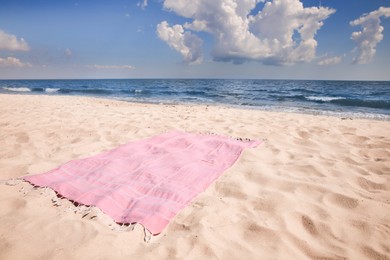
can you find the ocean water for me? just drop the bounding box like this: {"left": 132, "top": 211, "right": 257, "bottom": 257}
{"left": 1, "top": 79, "right": 389, "bottom": 120}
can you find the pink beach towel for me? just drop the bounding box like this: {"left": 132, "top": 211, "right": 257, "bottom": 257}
{"left": 24, "top": 131, "right": 260, "bottom": 235}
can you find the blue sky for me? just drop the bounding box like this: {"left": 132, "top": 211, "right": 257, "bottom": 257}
{"left": 0, "top": 0, "right": 389, "bottom": 80}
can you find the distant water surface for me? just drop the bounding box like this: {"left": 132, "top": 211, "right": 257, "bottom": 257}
{"left": 1, "top": 79, "right": 389, "bottom": 120}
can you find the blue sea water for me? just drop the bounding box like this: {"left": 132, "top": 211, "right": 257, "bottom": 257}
{"left": 0, "top": 79, "right": 389, "bottom": 120}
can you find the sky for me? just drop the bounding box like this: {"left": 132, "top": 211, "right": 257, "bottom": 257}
{"left": 0, "top": 0, "right": 389, "bottom": 80}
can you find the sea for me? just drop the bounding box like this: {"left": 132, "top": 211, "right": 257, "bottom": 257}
{"left": 1, "top": 79, "right": 389, "bottom": 120}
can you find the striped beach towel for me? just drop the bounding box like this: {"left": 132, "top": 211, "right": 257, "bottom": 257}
{"left": 24, "top": 131, "right": 260, "bottom": 235}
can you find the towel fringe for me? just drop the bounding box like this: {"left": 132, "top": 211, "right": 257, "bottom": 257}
{"left": 162, "top": 129, "right": 259, "bottom": 143}
{"left": 4, "top": 178, "right": 154, "bottom": 243}
{"left": 1, "top": 178, "right": 35, "bottom": 196}
{"left": 144, "top": 227, "right": 152, "bottom": 243}
{"left": 186, "top": 130, "right": 259, "bottom": 143}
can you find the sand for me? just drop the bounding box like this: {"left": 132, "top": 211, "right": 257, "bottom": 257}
{"left": 0, "top": 94, "right": 389, "bottom": 259}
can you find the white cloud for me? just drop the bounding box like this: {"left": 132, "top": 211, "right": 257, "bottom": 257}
{"left": 0, "top": 30, "right": 30, "bottom": 51}
{"left": 64, "top": 48, "right": 72, "bottom": 57}
{"left": 137, "top": 0, "right": 148, "bottom": 10}
{"left": 350, "top": 7, "right": 390, "bottom": 64}
{"left": 89, "top": 64, "right": 134, "bottom": 70}
{"left": 157, "top": 21, "right": 203, "bottom": 64}
{"left": 159, "top": 0, "right": 334, "bottom": 65}
{"left": 317, "top": 55, "right": 342, "bottom": 66}
{"left": 0, "top": 57, "right": 32, "bottom": 67}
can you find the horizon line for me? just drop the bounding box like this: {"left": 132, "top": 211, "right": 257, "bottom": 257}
{"left": 0, "top": 77, "right": 389, "bottom": 82}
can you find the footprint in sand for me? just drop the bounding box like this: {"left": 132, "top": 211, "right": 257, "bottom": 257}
{"left": 214, "top": 182, "right": 247, "bottom": 200}
{"left": 361, "top": 245, "right": 389, "bottom": 260}
{"left": 345, "top": 135, "right": 369, "bottom": 144}
{"left": 356, "top": 177, "right": 386, "bottom": 191}
{"left": 15, "top": 132, "right": 30, "bottom": 143}
{"left": 301, "top": 215, "right": 318, "bottom": 236}
{"left": 297, "top": 130, "right": 311, "bottom": 139}
{"left": 358, "top": 148, "right": 389, "bottom": 162}
{"left": 244, "top": 221, "right": 277, "bottom": 240}
{"left": 325, "top": 193, "right": 359, "bottom": 209}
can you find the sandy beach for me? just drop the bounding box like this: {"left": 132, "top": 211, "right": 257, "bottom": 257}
{"left": 0, "top": 93, "right": 389, "bottom": 259}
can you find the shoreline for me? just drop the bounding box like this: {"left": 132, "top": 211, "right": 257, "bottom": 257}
{"left": 2, "top": 92, "right": 389, "bottom": 121}
{"left": 1, "top": 94, "right": 389, "bottom": 259}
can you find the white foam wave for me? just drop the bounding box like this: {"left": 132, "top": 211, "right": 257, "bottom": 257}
{"left": 45, "top": 88, "right": 60, "bottom": 93}
{"left": 306, "top": 96, "right": 344, "bottom": 102}
{"left": 3, "top": 87, "right": 31, "bottom": 92}
{"left": 254, "top": 105, "right": 390, "bottom": 121}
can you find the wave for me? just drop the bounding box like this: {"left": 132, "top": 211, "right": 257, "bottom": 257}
{"left": 3, "top": 87, "right": 32, "bottom": 92}
{"left": 305, "top": 96, "right": 345, "bottom": 102}
{"left": 2, "top": 86, "right": 115, "bottom": 95}
{"left": 305, "top": 95, "right": 389, "bottom": 109}
{"left": 3, "top": 87, "right": 61, "bottom": 93}
{"left": 45, "top": 88, "right": 60, "bottom": 93}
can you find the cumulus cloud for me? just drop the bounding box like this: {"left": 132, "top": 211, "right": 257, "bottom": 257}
{"left": 89, "top": 64, "right": 134, "bottom": 70}
{"left": 137, "top": 0, "right": 148, "bottom": 10}
{"left": 157, "top": 21, "right": 203, "bottom": 64}
{"left": 317, "top": 55, "right": 342, "bottom": 66}
{"left": 350, "top": 7, "right": 390, "bottom": 64}
{"left": 0, "top": 57, "right": 32, "bottom": 67}
{"left": 158, "top": 0, "right": 334, "bottom": 65}
{"left": 0, "top": 30, "right": 30, "bottom": 51}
